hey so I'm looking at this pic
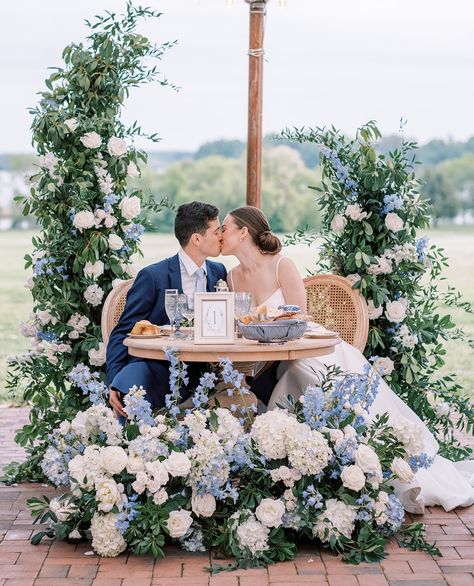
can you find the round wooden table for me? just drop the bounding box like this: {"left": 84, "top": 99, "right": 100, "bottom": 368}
{"left": 124, "top": 334, "right": 341, "bottom": 362}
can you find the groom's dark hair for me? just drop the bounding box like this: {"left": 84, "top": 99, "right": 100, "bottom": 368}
{"left": 175, "top": 201, "right": 219, "bottom": 246}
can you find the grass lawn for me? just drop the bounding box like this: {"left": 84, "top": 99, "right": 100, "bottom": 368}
{"left": 0, "top": 228, "right": 473, "bottom": 402}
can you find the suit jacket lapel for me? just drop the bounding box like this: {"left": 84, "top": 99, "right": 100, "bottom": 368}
{"left": 206, "top": 261, "right": 217, "bottom": 292}
{"left": 168, "top": 254, "right": 183, "bottom": 293}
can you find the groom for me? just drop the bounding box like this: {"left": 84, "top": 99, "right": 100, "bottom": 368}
{"left": 106, "top": 201, "right": 226, "bottom": 418}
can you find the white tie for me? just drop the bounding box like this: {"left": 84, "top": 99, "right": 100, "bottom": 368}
{"left": 195, "top": 267, "right": 207, "bottom": 292}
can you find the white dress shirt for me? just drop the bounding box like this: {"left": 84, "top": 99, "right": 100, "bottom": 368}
{"left": 178, "top": 248, "right": 207, "bottom": 300}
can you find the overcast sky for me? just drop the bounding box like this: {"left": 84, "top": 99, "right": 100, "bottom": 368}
{"left": 1, "top": 0, "right": 473, "bottom": 153}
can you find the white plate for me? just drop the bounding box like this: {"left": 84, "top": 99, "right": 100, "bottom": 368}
{"left": 127, "top": 333, "right": 167, "bottom": 339}
{"left": 304, "top": 330, "right": 339, "bottom": 339}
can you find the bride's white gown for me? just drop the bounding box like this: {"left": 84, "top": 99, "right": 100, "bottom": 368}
{"left": 263, "top": 288, "right": 474, "bottom": 513}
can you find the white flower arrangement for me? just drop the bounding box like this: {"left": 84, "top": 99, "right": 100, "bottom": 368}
{"left": 30, "top": 359, "right": 437, "bottom": 569}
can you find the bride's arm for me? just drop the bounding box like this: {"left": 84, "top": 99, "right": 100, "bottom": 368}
{"left": 278, "top": 258, "right": 307, "bottom": 313}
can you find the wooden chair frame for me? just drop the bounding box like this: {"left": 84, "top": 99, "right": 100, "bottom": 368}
{"left": 101, "top": 279, "right": 135, "bottom": 346}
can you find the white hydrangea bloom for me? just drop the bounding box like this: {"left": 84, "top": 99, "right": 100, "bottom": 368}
{"left": 313, "top": 499, "right": 357, "bottom": 541}
{"left": 236, "top": 516, "right": 270, "bottom": 556}
{"left": 90, "top": 513, "right": 127, "bottom": 557}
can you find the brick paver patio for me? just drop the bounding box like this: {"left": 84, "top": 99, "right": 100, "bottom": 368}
{"left": 1, "top": 406, "right": 473, "bottom": 586}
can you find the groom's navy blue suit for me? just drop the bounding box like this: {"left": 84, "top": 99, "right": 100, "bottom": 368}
{"left": 106, "top": 254, "right": 227, "bottom": 408}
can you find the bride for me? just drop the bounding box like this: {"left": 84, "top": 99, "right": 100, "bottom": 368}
{"left": 220, "top": 205, "right": 474, "bottom": 514}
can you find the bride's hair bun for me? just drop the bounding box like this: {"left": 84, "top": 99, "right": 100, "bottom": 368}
{"left": 230, "top": 206, "right": 282, "bottom": 255}
{"left": 257, "top": 230, "right": 282, "bottom": 255}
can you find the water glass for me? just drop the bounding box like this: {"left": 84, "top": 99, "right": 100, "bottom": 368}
{"left": 173, "top": 294, "right": 188, "bottom": 340}
{"left": 179, "top": 294, "right": 195, "bottom": 340}
{"left": 164, "top": 289, "right": 179, "bottom": 339}
{"left": 234, "top": 292, "right": 252, "bottom": 319}
{"left": 234, "top": 292, "right": 252, "bottom": 336}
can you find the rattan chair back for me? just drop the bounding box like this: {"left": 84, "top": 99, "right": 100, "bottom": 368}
{"left": 101, "top": 279, "right": 135, "bottom": 346}
{"left": 303, "top": 274, "right": 369, "bottom": 352}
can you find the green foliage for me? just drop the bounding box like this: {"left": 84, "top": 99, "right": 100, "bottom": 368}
{"left": 281, "top": 121, "right": 474, "bottom": 458}
{"left": 6, "top": 2, "right": 172, "bottom": 481}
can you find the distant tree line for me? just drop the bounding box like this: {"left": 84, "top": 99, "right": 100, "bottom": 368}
{"left": 3, "top": 133, "right": 474, "bottom": 230}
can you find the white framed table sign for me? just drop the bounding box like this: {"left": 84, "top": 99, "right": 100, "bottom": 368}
{"left": 193, "top": 292, "right": 235, "bottom": 344}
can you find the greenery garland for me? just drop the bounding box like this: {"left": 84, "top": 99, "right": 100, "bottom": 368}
{"left": 282, "top": 121, "right": 474, "bottom": 460}
{"left": 4, "top": 2, "right": 174, "bottom": 482}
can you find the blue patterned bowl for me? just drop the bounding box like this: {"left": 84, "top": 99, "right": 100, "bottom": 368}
{"left": 237, "top": 319, "right": 307, "bottom": 343}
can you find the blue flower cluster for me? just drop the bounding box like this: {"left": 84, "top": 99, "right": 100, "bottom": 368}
{"left": 37, "top": 330, "right": 59, "bottom": 343}
{"left": 128, "top": 435, "right": 169, "bottom": 461}
{"left": 115, "top": 494, "right": 139, "bottom": 534}
{"left": 382, "top": 194, "right": 404, "bottom": 215}
{"left": 68, "top": 364, "right": 108, "bottom": 405}
{"left": 41, "top": 445, "right": 71, "bottom": 486}
{"left": 165, "top": 348, "right": 189, "bottom": 419}
{"left": 355, "top": 494, "right": 374, "bottom": 522}
{"left": 302, "top": 385, "right": 327, "bottom": 430}
{"left": 123, "top": 223, "right": 145, "bottom": 242}
{"left": 383, "top": 493, "right": 405, "bottom": 533}
{"left": 33, "top": 256, "right": 68, "bottom": 280}
{"left": 103, "top": 193, "right": 118, "bottom": 213}
{"left": 320, "top": 146, "right": 359, "bottom": 198}
{"left": 180, "top": 528, "right": 206, "bottom": 552}
{"left": 302, "top": 484, "right": 324, "bottom": 510}
{"left": 416, "top": 236, "right": 429, "bottom": 262}
{"left": 228, "top": 436, "right": 254, "bottom": 473}
{"left": 123, "top": 386, "right": 155, "bottom": 425}
{"left": 408, "top": 452, "right": 433, "bottom": 473}
{"left": 191, "top": 371, "right": 217, "bottom": 411}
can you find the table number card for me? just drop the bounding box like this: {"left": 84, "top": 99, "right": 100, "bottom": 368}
{"left": 193, "top": 292, "right": 235, "bottom": 344}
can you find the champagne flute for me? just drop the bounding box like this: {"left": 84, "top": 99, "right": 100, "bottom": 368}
{"left": 164, "top": 289, "right": 178, "bottom": 339}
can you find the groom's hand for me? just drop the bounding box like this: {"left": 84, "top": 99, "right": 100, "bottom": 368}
{"left": 109, "top": 388, "right": 127, "bottom": 419}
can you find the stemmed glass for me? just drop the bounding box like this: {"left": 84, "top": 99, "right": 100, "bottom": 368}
{"left": 164, "top": 289, "right": 179, "bottom": 339}
{"left": 179, "top": 294, "right": 195, "bottom": 340}
{"left": 234, "top": 292, "right": 252, "bottom": 336}
{"left": 173, "top": 294, "right": 188, "bottom": 340}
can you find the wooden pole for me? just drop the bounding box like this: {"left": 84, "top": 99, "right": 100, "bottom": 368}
{"left": 245, "top": 0, "right": 267, "bottom": 209}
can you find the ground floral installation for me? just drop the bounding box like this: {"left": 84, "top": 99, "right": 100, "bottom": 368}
{"left": 282, "top": 121, "right": 474, "bottom": 460}
{"left": 29, "top": 350, "right": 438, "bottom": 570}
{"left": 4, "top": 4, "right": 174, "bottom": 483}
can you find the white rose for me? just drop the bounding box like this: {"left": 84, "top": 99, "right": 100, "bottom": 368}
{"left": 108, "top": 234, "right": 124, "bottom": 251}
{"left": 119, "top": 196, "right": 141, "bottom": 220}
{"left": 385, "top": 212, "right": 404, "bottom": 233}
{"left": 49, "top": 497, "right": 77, "bottom": 522}
{"left": 104, "top": 215, "right": 118, "bottom": 229}
{"left": 73, "top": 210, "right": 96, "bottom": 232}
{"left": 127, "top": 161, "right": 140, "bottom": 177}
{"left": 145, "top": 461, "right": 169, "bottom": 487}
{"left": 107, "top": 137, "right": 128, "bottom": 157}
{"left": 354, "top": 444, "right": 381, "bottom": 474}
{"left": 80, "top": 132, "right": 102, "bottom": 149}
{"left": 120, "top": 262, "right": 139, "bottom": 278}
{"left": 126, "top": 455, "right": 145, "bottom": 474}
{"left": 191, "top": 493, "right": 216, "bottom": 518}
{"left": 99, "top": 446, "right": 128, "bottom": 475}
{"left": 255, "top": 498, "right": 285, "bottom": 528}
{"left": 68, "top": 529, "right": 81, "bottom": 539}
{"left": 64, "top": 118, "right": 79, "bottom": 133}
{"left": 164, "top": 451, "right": 191, "bottom": 477}
{"left": 345, "top": 203, "right": 368, "bottom": 221}
{"left": 59, "top": 421, "right": 71, "bottom": 435}
{"left": 340, "top": 465, "right": 366, "bottom": 491}
{"left": 153, "top": 489, "right": 168, "bottom": 505}
{"left": 436, "top": 402, "right": 450, "bottom": 418}
{"left": 36, "top": 310, "right": 56, "bottom": 325}
{"left": 83, "top": 260, "right": 104, "bottom": 279}
{"left": 166, "top": 509, "right": 193, "bottom": 539}
{"left": 373, "top": 356, "right": 395, "bottom": 376}
{"left": 367, "top": 299, "right": 383, "bottom": 320}
{"left": 391, "top": 457, "right": 415, "bottom": 483}
{"left": 88, "top": 342, "right": 106, "bottom": 367}
{"left": 330, "top": 214, "right": 347, "bottom": 233}
{"left": 95, "top": 478, "right": 124, "bottom": 513}
{"left": 24, "top": 277, "right": 34, "bottom": 290}
{"left": 385, "top": 298, "right": 408, "bottom": 323}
